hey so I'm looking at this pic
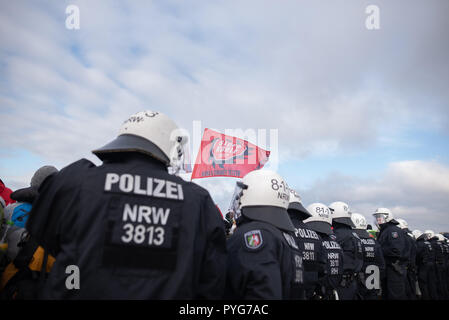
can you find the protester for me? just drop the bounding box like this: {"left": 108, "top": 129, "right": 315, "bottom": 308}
{"left": 0, "top": 166, "right": 58, "bottom": 299}
{"left": 0, "top": 180, "right": 15, "bottom": 207}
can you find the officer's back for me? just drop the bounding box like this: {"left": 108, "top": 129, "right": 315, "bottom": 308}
{"left": 304, "top": 203, "right": 343, "bottom": 300}
{"left": 431, "top": 234, "right": 449, "bottom": 299}
{"left": 329, "top": 202, "right": 363, "bottom": 300}
{"left": 350, "top": 213, "right": 385, "bottom": 300}
{"left": 27, "top": 111, "right": 227, "bottom": 299}
{"left": 415, "top": 230, "right": 436, "bottom": 300}
{"left": 287, "top": 191, "right": 326, "bottom": 300}
{"left": 226, "top": 219, "right": 301, "bottom": 299}
{"left": 225, "top": 170, "right": 304, "bottom": 300}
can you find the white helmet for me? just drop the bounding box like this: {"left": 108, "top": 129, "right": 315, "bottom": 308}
{"left": 92, "top": 111, "right": 189, "bottom": 172}
{"left": 351, "top": 213, "right": 368, "bottom": 230}
{"left": 396, "top": 218, "right": 409, "bottom": 230}
{"left": 329, "top": 201, "right": 355, "bottom": 227}
{"left": 435, "top": 234, "right": 446, "bottom": 242}
{"left": 230, "top": 169, "right": 294, "bottom": 232}
{"left": 303, "top": 203, "right": 333, "bottom": 235}
{"left": 412, "top": 229, "right": 423, "bottom": 240}
{"left": 373, "top": 207, "right": 395, "bottom": 227}
{"left": 287, "top": 188, "right": 311, "bottom": 220}
{"left": 424, "top": 230, "right": 435, "bottom": 240}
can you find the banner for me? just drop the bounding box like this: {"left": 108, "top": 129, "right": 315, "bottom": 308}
{"left": 191, "top": 128, "right": 270, "bottom": 179}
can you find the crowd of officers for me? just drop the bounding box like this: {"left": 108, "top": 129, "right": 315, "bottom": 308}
{"left": 0, "top": 110, "right": 448, "bottom": 300}
{"left": 224, "top": 185, "right": 449, "bottom": 300}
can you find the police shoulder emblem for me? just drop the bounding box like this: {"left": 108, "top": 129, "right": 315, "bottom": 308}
{"left": 244, "top": 230, "right": 263, "bottom": 249}
{"left": 391, "top": 231, "right": 399, "bottom": 239}
{"left": 283, "top": 232, "right": 299, "bottom": 250}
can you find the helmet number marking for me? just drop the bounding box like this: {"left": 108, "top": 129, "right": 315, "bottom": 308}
{"left": 271, "top": 178, "right": 287, "bottom": 191}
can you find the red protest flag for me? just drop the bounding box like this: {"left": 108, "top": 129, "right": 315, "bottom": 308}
{"left": 191, "top": 128, "right": 270, "bottom": 179}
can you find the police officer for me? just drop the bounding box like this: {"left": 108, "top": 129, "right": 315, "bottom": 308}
{"left": 329, "top": 201, "right": 363, "bottom": 300}
{"left": 26, "top": 111, "right": 227, "bottom": 299}
{"left": 287, "top": 189, "right": 326, "bottom": 299}
{"left": 433, "top": 234, "right": 449, "bottom": 299}
{"left": 373, "top": 208, "right": 410, "bottom": 300}
{"left": 413, "top": 230, "right": 434, "bottom": 300}
{"left": 396, "top": 218, "right": 418, "bottom": 300}
{"left": 442, "top": 235, "right": 449, "bottom": 293}
{"left": 1, "top": 202, "right": 32, "bottom": 263}
{"left": 225, "top": 170, "right": 304, "bottom": 300}
{"left": 442, "top": 235, "right": 449, "bottom": 298}
{"left": 350, "top": 213, "right": 385, "bottom": 300}
{"left": 304, "top": 203, "right": 344, "bottom": 300}
{"left": 423, "top": 230, "right": 440, "bottom": 299}
{"left": 428, "top": 232, "right": 444, "bottom": 299}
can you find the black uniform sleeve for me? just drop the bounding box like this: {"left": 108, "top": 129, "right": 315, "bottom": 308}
{"left": 226, "top": 229, "right": 284, "bottom": 299}
{"left": 196, "top": 194, "right": 227, "bottom": 299}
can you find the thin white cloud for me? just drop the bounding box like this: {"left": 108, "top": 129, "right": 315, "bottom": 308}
{"left": 300, "top": 160, "right": 449, "bottom": 232}
{"left": 0, "top": 1, "right": 448, "bottom": 233}
{"left": 2, "top": 0, "right": 448, "bottom": 163}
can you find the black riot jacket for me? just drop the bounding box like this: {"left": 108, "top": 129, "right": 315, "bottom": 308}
{"left": 288, "top": 213, "right": 326, "bottom": 296}
{"left": 332, "top": 222, "right": 363, "bottom": 274}
{"left": 225, "top": 219, "right": 304, "bottom": 300}
{"left": 319, "top": 232, "right": 344, "bottom": 293}
{"left": 443, "top": 242, "right": 449, "bottom": 266}
{"left": 26, "top": 153, "right": 227, "bottom": 299}
{"left": 430, "top": 239, "right": 446, "bottom": 265}
{"left": 377, "top": 222, "right": 410, "bottom": 264}
{"left": 415, "top": 238, "right": 434, "bottom": 265}
{"left": 354, "top": 229, "right": 386, "bottom": 289}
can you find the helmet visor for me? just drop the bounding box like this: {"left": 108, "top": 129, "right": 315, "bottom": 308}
{"left": 373, "top": 213, "right": 387, "bottom": 228}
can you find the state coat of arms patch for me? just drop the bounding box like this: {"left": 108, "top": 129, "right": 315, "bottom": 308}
{"left": 244, "top": 230, "right": 263, "bottom": 249}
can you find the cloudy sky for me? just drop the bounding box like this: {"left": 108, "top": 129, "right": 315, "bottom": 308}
{"left": 1, "top": 0, "right": 448, "bottom": 232}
